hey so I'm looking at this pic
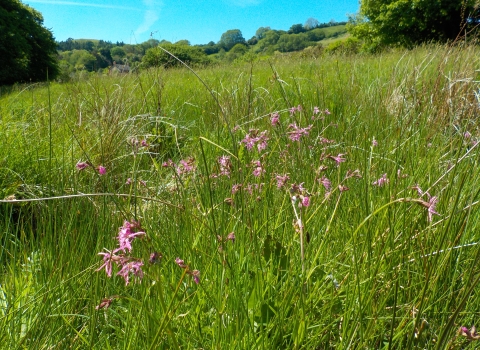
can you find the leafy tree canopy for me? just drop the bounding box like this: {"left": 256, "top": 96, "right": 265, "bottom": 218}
{"left": 350, "top": 0, "right": 480, "bottom": 48}
{"left": 219, "top": 29, "right": 246, "bottom": 51}
{"left": 0, "top": 0, "right": 59, "bottom": 85}
{"left": 142, "top": 43, "right": 209, "bottom": 68}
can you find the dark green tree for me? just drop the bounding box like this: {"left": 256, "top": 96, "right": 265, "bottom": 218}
{"left": 288, "top": 24, "right": 306, "bottom": 34}
{"left": 219, "top": 29, "right": 246, "bottom": 51}
{"left": 350, "top": 0, "right": 479, "bottom": 48}
{"left": 0, "top": 0, "right": 59, "bottom": 85}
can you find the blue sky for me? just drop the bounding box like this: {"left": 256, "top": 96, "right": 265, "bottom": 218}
{"left": 25, "top": 0, "right": 360, "bottom": 45}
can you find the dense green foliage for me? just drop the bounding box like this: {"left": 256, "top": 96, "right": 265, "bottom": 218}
{"left": 1, "top": 44, "right": 480, "bottom": 348}
{"left": 350, "top": 0, "right": 479, "bottom": 48}
{"left": 142, "top": 43, "right": 210, "bottom": 68}
{"left": 0, "top": 0, "right": 59, "bottom": 85}
{"left": 53, "top": 22, "right": 347, "bottom": 78}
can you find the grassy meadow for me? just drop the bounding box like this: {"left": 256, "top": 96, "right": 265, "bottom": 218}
{"left": 1, "top": 44, "right": 480, "bottom": 349}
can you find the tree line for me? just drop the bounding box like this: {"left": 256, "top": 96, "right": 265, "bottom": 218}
{"left": 1, "top": 0, "right": 479, "bottom": 86}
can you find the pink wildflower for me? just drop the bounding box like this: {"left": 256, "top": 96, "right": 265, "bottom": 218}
{"left": 372, "top": 138, "right": 378, "bottom": 146}
{"left": 300, "top": 196, "right": 310, "bottom": 207}
{"left": 97, "top": 166, "right": 106, "bottom": 175}
{"left": 252, "top": 160, "right": 265, "bottom": 177}
{"left": 76, "top": 161, "right": 90, "bottom": 171}
{"left": 327, "top": 153, "right": 346, "bottom": 166}
{"left": 162, "top": 159, "right": 174, "bottom": 167}
{"left": 218, "top": 155, "right": 232, "bottom": 177}
{"left": 319, "top": 176, "right": 332, "bottom": 191}
{"left": 231, "top": 183, "right": 242, "bottom": 194}
{"left": 240, "top": 133, "right": 256, "bottom": 150}
{"left": 324, "top": 109, "right": 331, "bottom": 115}
{"left": 275, "top": 174, "right": 290, "bottom": 188}
{"left": 289, "top": 106, "right": 297, "bottom": 115}
{"left": 97, "top": 252, "right": 114, "bottom": 277}
{"left": 372, "top": 173, "right": 389, "bottom": 187}
{"left": 287, "top": 123, "right": 313, "bottom": 141}
{"left": 117, "top": 260, "right": 144, "bottom": 286}
{"left": 270, "top": 112, "right": 280, "bottom": 126}
{"left": 177, "top": 157, "right": 196, "bottom": 175}
{"left": 191, "top": 269, "right": 200, "bottom": 284}
{"left": 313, "top": 106, "right": 320, "bottom": 114}
{"left": 227, "top": 232, "right": 235, "bottom": 243}
{"left": 117, "top": 220, "right": 146, "bottom": 252}
{"left": 175, "top": 257, "right": 187, "bottom": 269}
{"left": 126, "top": 178, "right": 132, "bottom": 185}
{"left": 460, "top": 326, "right": 480, "bottom": 340}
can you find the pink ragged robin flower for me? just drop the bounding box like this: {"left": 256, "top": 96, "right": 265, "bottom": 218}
{"left": 275, "top": 174, "right": 290, "bottom": 188}
{"left": 97, "top": 166, "right": 106, "bottom": 175}
{"left": 97, "top": 251, "right": 115, "bottom": 277}
{"left": 324, "top": 109, "right": 331, "bottom": 115}
{"left": 176, "top": 157, "right": 196, "bottom": 175}
{"left": 175, "top": 257, "right": 188, "bottom": 269}
{"left": 270, "top": 112, "right": 280, "bottom": 126}
{"left": 459, "top": 326, "right": 480, "bottom": 340}
{"left": 227, "top": 232, "right": 235, "bottom": 243}
{"left": 300, "top": 195, "right": 310, "bottom": 207}
{"left": 117, "top": 220, "right": 146, "bottom": 252}
{"left": 287, "top": 123, "right": 313, "bottom": 142}
{"left": 372, "top": 173, "right": 389, "bottom": 187}
{"left": 289, "top": 106, "right": 297, "bottom": 115}
{"left": 319, "top": 176, "right": 332, "bottom": 191}
{"left": 252, "top": 160, "right": 265, "bottom": 177}
{"left": 372, "top": 138, "right": 378, "bottom": 146}
{"left": 76, "top": 161, "right": 90, "bottom": 171}
{"left": 190, "top": 269, "right": 200, "bottom": 284}
{"left": 117, "top": 260, "right": 144, "bottom": 286}
{"left": 313, "top": 106, "right": 320, "bottom": 114}
{"left": 327, "top": 153, "right": 346, "bottom": 166}
{"left": 141, "top": 139, "right": 149, "bottom": 147}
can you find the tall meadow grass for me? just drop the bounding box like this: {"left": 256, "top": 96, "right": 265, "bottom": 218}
{"left": 1, "top": 44, "right": 480, "bottom": 348}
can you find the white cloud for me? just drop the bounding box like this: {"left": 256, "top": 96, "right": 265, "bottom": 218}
{"left": 134, "top": 0, "right": 162, "bottom": 37}
{"left": 26, "top": 0, "right": 141, "bottom": 11}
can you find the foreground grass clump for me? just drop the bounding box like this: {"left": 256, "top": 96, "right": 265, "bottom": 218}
{"left": 1, "top": 44, "right": 480, "bottom": 348}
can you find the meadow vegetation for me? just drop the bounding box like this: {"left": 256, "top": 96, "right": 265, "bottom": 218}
{"left": 1, "top": 43, "right": 480, "bottom": 348}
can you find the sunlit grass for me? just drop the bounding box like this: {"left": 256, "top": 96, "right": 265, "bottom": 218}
{"left": 1, "top": 43, "right": 480, "bottom": 348}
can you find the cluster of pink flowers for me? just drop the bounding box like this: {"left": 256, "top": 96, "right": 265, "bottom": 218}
{"left": 290, "top": 182, "right": 310, "bottom": 208}
{"left": 240, "top": 129, "right": 269, "bottom": 152}
{"left": 287, "top": 123, "right": 313, "bottom": 142}
{"left": 275, "top": 174, "right": 290, "bottom": 188}
{"left": 251, "top": 160, "right": 265, "bottom": 177}
{"left": 76, "top": 161, "right": 106, "bottom": 175}
{"left": 218, "top": 155, "right": 232, "bottom": 177}
{"left": 97, "top": 220, "right": 146, "bottom": 285}
{"left": 372, "top": 173, "right": 389, "bottom": 187}
{"left": 162, "top": 157, "right": 196, "bottom": 175}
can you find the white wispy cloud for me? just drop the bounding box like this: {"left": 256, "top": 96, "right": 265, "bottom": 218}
{"left": 134, "top": 0, "right": 162, "bottom": 37}
{"left": 26, "top": 0, "right": 141, "bottom": 11}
